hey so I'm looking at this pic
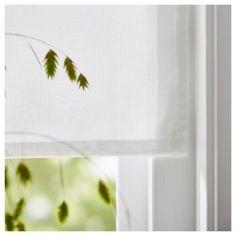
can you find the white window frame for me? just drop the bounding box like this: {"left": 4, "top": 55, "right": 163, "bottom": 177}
{"left": 4, "top": 5, "right": 231, "bottom": 232}
{"left": 117, "top": 5, "right": 231, "bottom": 231}
{"left": 196, "top": 5, "right": 231, "bottom": 231}
{"left": 199, "top": 6, "right": 231, "bottom": 230}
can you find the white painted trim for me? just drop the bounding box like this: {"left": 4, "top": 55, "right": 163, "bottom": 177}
{"left": 195, "top": 5, "right": 218, "bottom": 231}
{"left": 117, "top": 157, "right": 149, "bottom": 231}
{"left": 195, "top": 5, "right": 207, "bottom": 231}
{"left": 195, "top": 5, "right": 231, "bottom": 231}
{"left": 147, "top": 157, "right": 153, "bottom": 231}
{"left": 151, "top": 155, "right": 196, "bottom": 231}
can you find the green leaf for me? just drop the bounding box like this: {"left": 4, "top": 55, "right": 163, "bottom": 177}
{"left": 57, "top": 201, "right": 69, "bottom": 224}
{"left": 98, "top": 179, "right": 110, "bottom": 204}
{"left": 5, "top": 166, "right": 9, "bottom": 190}
{"left": 5, "top": 213, "right": 14, "bottom": 231}
{"left": 64, "top": 57, "right": 77, "bottom": 81}
{"left": 15, "top": 222, "right": 26, "bottom": 231}
{"left": 77, "top": 73, "right": 89, "bottom": 90}
{"left": 16, "top": 162, "right": 32, "bottom": 186}
{"left": 13, "top": 198, "right": 25, "bottom": 220}
{"left": 44, "top": 49, "right": 58, "bottom": 78}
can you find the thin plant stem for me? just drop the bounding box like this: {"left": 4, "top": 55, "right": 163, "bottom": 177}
{"left": 5, "top": 32, "right": 83, "bottom": 77}
{"left": 27, "top": 41, "right": 42, "bottom": 68}
{"left": 59, "top": 158, "right": 65, "bottom": 200}
{"left": 5, "top": 32, "right": 68, "bottom": 57}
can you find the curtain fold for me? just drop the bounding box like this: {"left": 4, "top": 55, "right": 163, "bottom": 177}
{"left": 156, "top": 6, "right": 195, "bottom": 153}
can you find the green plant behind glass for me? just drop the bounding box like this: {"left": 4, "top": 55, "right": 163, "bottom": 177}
{"left": 5, "top": 158, "right": 116, "bottom": 231}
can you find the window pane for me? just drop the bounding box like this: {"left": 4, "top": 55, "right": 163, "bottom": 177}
{"left": 5, "top": 156, "right": 117, "bottom": 231}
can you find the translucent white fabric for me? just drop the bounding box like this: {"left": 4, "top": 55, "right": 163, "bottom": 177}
{"left": 5, "top": 6, "right": 195, "bottom": 157}
{"left": 156, "top": 6, "right": 195, "bottom": 152}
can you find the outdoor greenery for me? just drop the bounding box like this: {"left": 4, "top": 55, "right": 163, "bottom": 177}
{"left": 5, "top": 157, "right": 116, "bottom": 231}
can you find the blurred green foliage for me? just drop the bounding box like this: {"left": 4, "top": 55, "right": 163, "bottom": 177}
{"left": 5, "top": 157, "right": 116, "bottom": 231}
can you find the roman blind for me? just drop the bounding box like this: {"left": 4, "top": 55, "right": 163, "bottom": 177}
{"left": 5, "top": 5, "right": 195, "bottom": 158}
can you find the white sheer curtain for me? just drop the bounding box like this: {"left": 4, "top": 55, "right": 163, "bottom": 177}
{"left": 5, "top": 6, "right": 194, "bottom": 158}
{"left": 156, "top": 6, "right": 195, "bottom": 153}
